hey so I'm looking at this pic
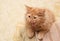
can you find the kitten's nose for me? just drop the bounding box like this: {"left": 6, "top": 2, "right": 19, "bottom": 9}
{"left": 31, "top": 21, "right": 35, "bottom": 24}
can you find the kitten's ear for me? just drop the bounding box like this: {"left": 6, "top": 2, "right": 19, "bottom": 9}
{"left": 25, "top": 5, "right": 32, "bottom": 11}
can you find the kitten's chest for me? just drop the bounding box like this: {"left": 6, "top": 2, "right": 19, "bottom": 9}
{"left": 31, "top": 25, "right": 42, "bottom": 31}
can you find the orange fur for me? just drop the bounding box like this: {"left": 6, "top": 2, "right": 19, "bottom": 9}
{"left": 25, "top": 6, "right": 55, "bottom": 41}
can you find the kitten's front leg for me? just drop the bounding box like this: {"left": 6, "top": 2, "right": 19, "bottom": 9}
{"left": 37, "top": 31, "right": 48, "bottom": 41}
{"left": 26, "top": 28, "right": 35, "bottom": 39}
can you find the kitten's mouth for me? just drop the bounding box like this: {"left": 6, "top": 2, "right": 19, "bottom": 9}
{"left": 32, "top": 22, "right": 35, "bottom": 24}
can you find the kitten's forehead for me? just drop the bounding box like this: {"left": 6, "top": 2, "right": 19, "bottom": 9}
{"left": 31, "top": 8, "right": 45, "bottom": 13}
{"left": 25, "top": 6, "right": 45, "bottom": 14}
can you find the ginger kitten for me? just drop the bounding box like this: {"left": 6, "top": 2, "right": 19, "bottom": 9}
{"left": 25, "top": 6, "right": 55, "bottom": 41}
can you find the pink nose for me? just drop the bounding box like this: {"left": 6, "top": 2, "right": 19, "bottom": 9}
{"left": 30, "top": 21, "right": 35, "bottom": 24}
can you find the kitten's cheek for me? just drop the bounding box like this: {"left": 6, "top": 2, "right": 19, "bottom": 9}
{"left": 29, "top": 20, "right": 31, "bottom": 22}
{"left": 27, "top": 19, "right": 31, "bottom": 23}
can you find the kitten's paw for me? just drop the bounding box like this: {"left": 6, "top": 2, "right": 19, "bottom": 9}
{"left": 37, "top": 33, "right": 43, "bottom": 40}
{"left": 26, "top": 29, "right": 35, "bottom": 39}
{"left": 27, "top": 32, "right": 35, "bottom": 39}
{"left": 36, "top": 38, "right": 43, "bottom": 41}
{"left": 36, "top": 32, "right": 44, "bottom": 41}
{"left": 39, "top": 38, "right": 43, "bottom": 41}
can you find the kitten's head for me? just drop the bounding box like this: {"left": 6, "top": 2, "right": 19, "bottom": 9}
{"left": 25, "top": 6, "right": 45, "bottom": 27}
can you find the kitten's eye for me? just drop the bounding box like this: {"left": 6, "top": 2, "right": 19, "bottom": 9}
{"left": 28, "top": 16, "right": 30, "bottom": 18}
{"left": 27, "top": 14, "right": 31, "bottom": 18}
{"left": 34, "top": 17, "right": 36, "bottom": 19}
{"left": 33, "top": 16, "right": 38, "bottom": 19}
